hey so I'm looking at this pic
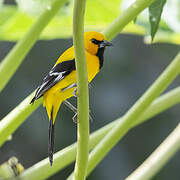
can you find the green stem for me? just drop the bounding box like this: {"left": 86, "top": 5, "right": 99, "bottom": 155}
{"left": 0, "top": 0, "right": 67, "bottom": 92}
{"left": 18, "top": 86, "right": 180, "bottom": 180}
{"left": 132, "top": 86, "right": 180, "bottom": 127}
{"left": 0, "top": 91, "right": 42, "bottom": 147}
{"left": 126, "top": 123, "right": 180, "bottom": 180}
{"left": 102, "top": 0, "right": 154, "bottom": 41}
{"left": 73, "top": 0, "right": 89, "bottom": 180}
{"left": 82, "top": 50, "right": 180, "bottom": 177}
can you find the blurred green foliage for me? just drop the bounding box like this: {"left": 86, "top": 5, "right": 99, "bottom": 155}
{"left": 0, "top": 0, "right": 180, "bottom": 44}
{"left": 0, "top": 0, "right": 177, "bottom": 44}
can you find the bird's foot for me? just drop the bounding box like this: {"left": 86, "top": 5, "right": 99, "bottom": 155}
{"left": 63, "top": 100, "right": 93, "bottom": 123}
{"left": 73, "top": 87, "right": 78, "bottom": 97}
{"left": 72, "top": 112, "right": 93, "bottom": 124}
{"left": 73, "top": 83, "right": 92, "bottom": 97}
{"left": 88, "top": 83, "right": 92, "bottom": 89}
{"left": 61, "top": 83, "right": 77, "bottom": 93}
{"left": 72, "top": 113, "right": 78, "bottom": 123}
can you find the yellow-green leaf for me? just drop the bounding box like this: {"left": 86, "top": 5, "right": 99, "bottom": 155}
{"left": 149, "top": 0, "right": 166, "bottom": 41}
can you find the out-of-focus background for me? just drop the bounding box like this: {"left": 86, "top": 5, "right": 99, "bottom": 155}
{"left": 0, "top": 34, "right": 180, "bottom": 180}
{"left": 1, "top": 0, "right": 180, "bottom": 179}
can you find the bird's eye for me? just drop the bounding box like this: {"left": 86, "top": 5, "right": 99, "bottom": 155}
{"left": 91, "top": 38, "right": 99, "bottom": 45}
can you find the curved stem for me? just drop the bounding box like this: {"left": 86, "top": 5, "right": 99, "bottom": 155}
{"left": 126, "top": 123, "right": 180, "bottom": 180}
{"left": 73, "top": 0, "right": 89, "bottom": 180}
{"left": 83, "top": 51, "right": 180, "bottom": 177}
{"left": 18, "top": 86, "right": 180, "bottom": 180}
{"left": 102, "top": 0, "right": 154, "bottom": 41}
{"left": 0, "top": 0, "right": 67, "bottom": 92}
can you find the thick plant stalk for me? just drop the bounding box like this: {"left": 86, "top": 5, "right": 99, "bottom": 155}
{"left": 126, "top": 123, "right": 180, "bottom": 180}
{"left": 18, "top": 86, "right": 180, "bottom": 180}
{"left": 80, "top": 51, "right": 180, "bottom": 177}
{"left": 103, "top": 0, "right": 154, "bottom": 41}
{"left": 0, "top": 0, "right": 67, "bottom": 92}
{"left": 72, "top": 0, "right": 89, "bottom": 179}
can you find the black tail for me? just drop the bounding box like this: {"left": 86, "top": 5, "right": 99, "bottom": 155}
{"left": 48, "top": 108, "right": 55, "bottom": 166}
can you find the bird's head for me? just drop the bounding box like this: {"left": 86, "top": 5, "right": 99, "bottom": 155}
{"left": 84, "top": 31, "right": 112, "bottom": 55}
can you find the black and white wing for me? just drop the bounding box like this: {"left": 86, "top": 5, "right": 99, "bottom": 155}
{"left": 30, "top": 60, "right": 75, "bottom": 104}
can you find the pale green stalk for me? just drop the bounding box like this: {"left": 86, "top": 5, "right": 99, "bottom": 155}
{"left": 0, "top": 91, "right": 42, "bottom": 147}
{"left": 132, "top": 86, "right": 180, "bottom": 127}
{"left": 72, "top": 0, "right": 89, "bottom": 180}
{"left": 18, "top": 86, "right": 180, "bottom": 180}
{"left": 81, "top": 52, "right": 180, "bottom": 177}
{"left": 0, "top": 0, "right": 67, "bottom": 92}
{"left": 103, "top": 0, "right": 154, "bottom": 41}
{"left": 126, "top": 123, "right": 180, "bottom": 180}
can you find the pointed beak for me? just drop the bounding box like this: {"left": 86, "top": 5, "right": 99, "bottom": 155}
{"left": 100, "top": 40, "right": 113, "bottom": 48}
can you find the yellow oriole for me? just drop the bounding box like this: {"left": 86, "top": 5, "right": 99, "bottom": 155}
{"left": 30, "top": 31, "right": 112, "bottom": 165}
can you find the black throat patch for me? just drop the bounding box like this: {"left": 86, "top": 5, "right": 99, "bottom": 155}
{"left": 96, "top": 47, "right": 105, "bottom": 69}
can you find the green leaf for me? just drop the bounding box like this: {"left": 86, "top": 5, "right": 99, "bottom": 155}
{"left": 149, "top": 0, "right": 166, "bottom": 41}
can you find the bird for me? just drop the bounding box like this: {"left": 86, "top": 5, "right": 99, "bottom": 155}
{"left": 30, "top": 31, "right": 112, "bottom": 166}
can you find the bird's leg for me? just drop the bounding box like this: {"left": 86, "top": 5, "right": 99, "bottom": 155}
{"left": 63, "top": 100, "right": 78, "bottom": 123}
{"left": 61, "top": 83, "right": 78, "bottom": 97}
{"left": 73, "top": 87, "right": 78, "bottom": 97}
{"left": 72, "top": 112, "right": 93, "bottom": 123}
{"left": 88, "top": 83, "right": 92, "bottom": 89}
{"left": 72, "top": 83, "right": 93, "bottom": 122}
{"left": 61, "top": 83, "right": 77, "bottom": 92}
{"left": 62, "top": 83, "right": 92, "bottom": 97}
{"left": 63, "top": 100, "right": 93, "bottom": 123}
{"left": 63, "top": 100, "right": 77, "bottom": 114}
{"left": 72, "top": 113, "right": 78, "bottom": 123}
{"left": 63, "top": 83, "right": 93, "bottom": 122}
{"left": 73, "top": 83, "right": 92, "bottom": 97}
